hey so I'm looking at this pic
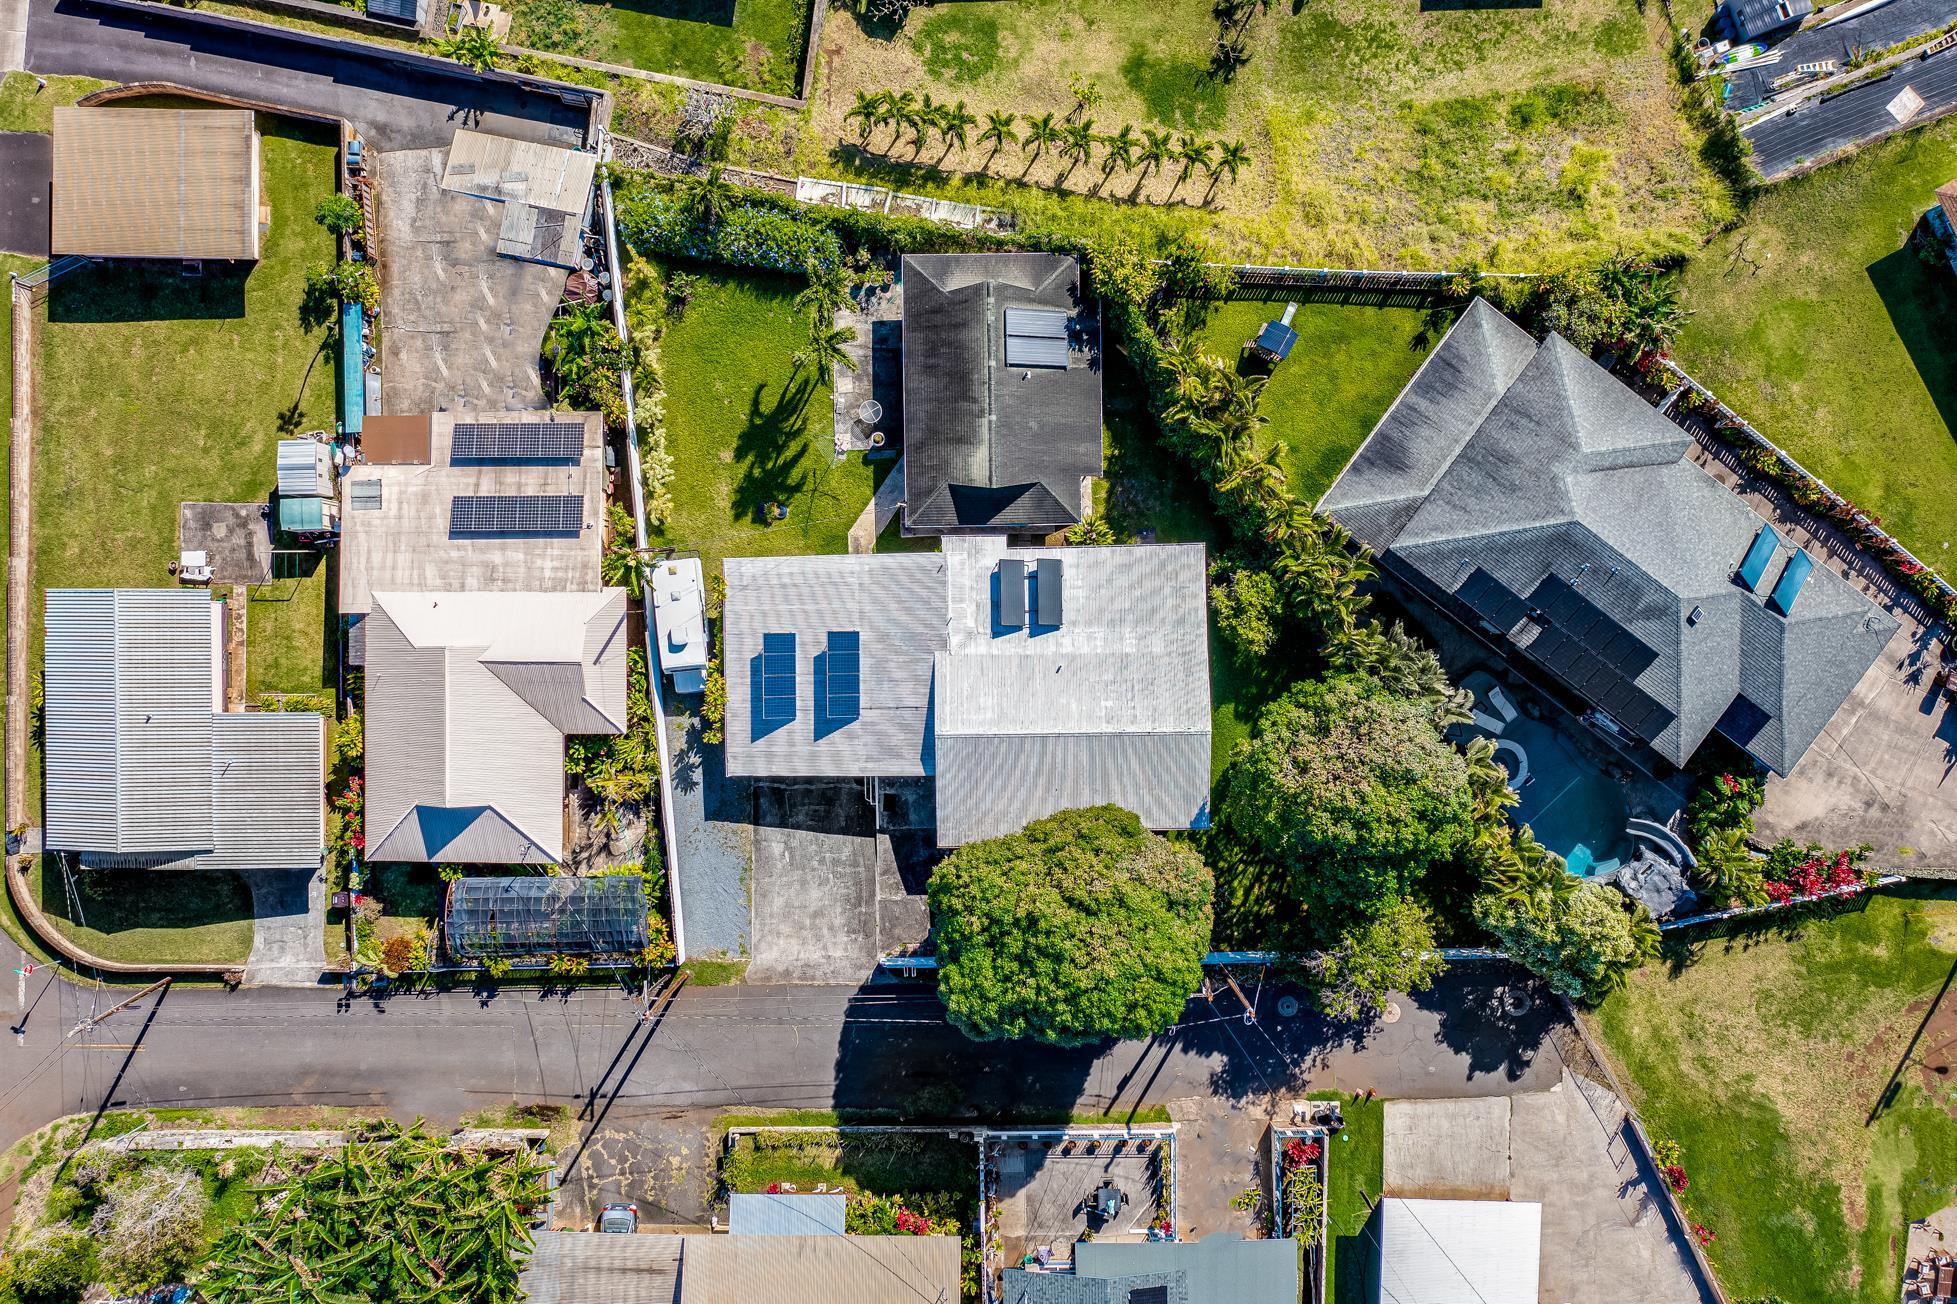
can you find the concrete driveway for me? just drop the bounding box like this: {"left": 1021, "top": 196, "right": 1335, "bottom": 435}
{"left": 0, "top": 131, "right": 49, "bottom": 256}
{"left": 241, "top": 867, "right": 326, "bottom": 987}
{"left": 746, "top": 782, "right": 879, "bottom": 985}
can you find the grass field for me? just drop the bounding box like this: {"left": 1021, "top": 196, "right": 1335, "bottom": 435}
{"left": 504, "top": 0, "right": 810, "bottom": 94}
{"left": 1672, "top": 117, "right": 1957, "bottom": 564}
{"left": 1313, "top": 1090, "right": 1385, "bottom": 1304}
{"left": 1192, "top": 300, "right": 1431, "bottom": 503}
{"left": 793, "top": 0, "right": 1723, "bottom": 267}
{"left": 28, "top": 859, "right": 254, "bottom": 964}
{"left": 31, "top": 112, "right": 337, "bottom": 704}
{"left": 645, "top": 261, "right": 874, "bottom": 570}
{"left": 1594, "top": 888, "right": 1957, "bottom": 1304}
{"left": 0, "top": 71, "right": 108, "bottom": 132}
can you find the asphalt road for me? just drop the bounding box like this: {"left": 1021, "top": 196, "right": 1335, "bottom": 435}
{"left": 1747, "top": 46, "right": 1957, "bottom": 180}
{"left": 0, "top": 131, "right": 49, "bottom": 256}
{"left": 0, "top": 960, "right": 1564, "bottom": 1158}
{"left": 24, "top": 0, "right": 591, "bottom": 151}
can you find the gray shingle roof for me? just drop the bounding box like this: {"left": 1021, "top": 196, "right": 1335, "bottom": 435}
{"left": 901, "top": 254, "right": 1103, "bottom": 533}
{"left": 1319, "top": 299, "right": 1897, "bottom": 775}
{"left": 1002, "top": 1268, "right": 1189, "bottom": 1304}
{"left": 722, "top": 537, "right": 1211, "bottom": 843}
{"left": 43, "top": 589, "right": 324, "bottom": 870}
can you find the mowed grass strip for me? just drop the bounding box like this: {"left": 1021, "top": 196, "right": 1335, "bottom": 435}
{"left": 503, "top": 0, "right": 811, "bottom": 96}
{"left": 0, "top": 72, "right": 108, "bottom": 132}
{"left": 646, "top": 261, "right": 873, "bottom": 569}
{"left": 1193, "top": 300, "right": 1432, "bottom": 504}
{"left": 31, "top": 113, "right": 336, "bottom": 700}
{"left": 1673, "top": 116, "right": 1957, "bottom": 562}
{"left": 1594, "top": 888, "right": 1957, "bottom": 1304}
{"left": 30, "top": 859, "right": 254, "bottom": 965}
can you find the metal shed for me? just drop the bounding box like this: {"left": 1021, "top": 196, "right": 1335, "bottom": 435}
{"left": 444, "top": 875, "right": 650, "bottom": 959}
{"left": 277, "top": 439, "right": 335, "bottom": 499}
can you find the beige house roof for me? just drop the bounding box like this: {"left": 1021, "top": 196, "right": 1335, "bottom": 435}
{"left": 52, "top": 107, "right": 261, "bottom": 261}
{"left": 364, "top": 589, "right": 628, "bottom": 865}
{"left": 441, "top": 128, "right": 597, "bottom": 215}
{"left": 678, "top": 1235, "right": 961, "bottom": 1304}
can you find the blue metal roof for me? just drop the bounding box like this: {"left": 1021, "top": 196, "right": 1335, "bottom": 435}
{"left": 1767, "top": 548, "right": 1813, "bottom": 616}
{"left": 278, "top": 495, "right": 326, "bottom": 531}
{"left": 1254, "top": 320, "right": 1298, "bottom": 361}
{"left": 339, "top": 301, "right": 364, "bottom": 437}
{"left": 727, "top": 1192, "right": 847, "bottom": 1237}
{"left": 1737, "top": 524, "right": 1779, "bottom": 591}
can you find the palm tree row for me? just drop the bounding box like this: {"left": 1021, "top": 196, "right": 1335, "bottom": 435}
{"left": 845, "top": 92, "right": 1252, "bottom": 195}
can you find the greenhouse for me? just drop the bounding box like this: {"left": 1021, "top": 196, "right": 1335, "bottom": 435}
{"left": 444, "top": 875, "right": 650, "bottom": 959}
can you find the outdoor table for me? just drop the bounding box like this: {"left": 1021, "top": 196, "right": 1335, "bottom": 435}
{"left": 857, "top": 400, "right": 883, "bottom": 426}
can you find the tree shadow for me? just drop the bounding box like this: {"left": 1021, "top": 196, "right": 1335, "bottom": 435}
{"left": 730, "top": 375, "right": 817, "bottom": 525}
{"left": 1866, "top": 241, "right": 1957, "bottom": 446}
{"left": 1427, "top": 963, "right": 1555, "bottom": 1083}
{"left": 606, "top": 0, "right": 735, "bottom": 25}
{"left": 48, "top": 259, "right": 248, "bottom": 323}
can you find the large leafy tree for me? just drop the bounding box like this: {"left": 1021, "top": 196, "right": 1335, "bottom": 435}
{"left": 928, "top": 806, "right": 1213, "bottom": 1046}
{"left": 1473, "top": 878, "right": 1659, "bottom": 1003}
{"left": 1220, "top": 675, "right": 1473, "bottom": 932}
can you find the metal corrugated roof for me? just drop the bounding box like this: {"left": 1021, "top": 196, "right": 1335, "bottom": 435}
{"left": 1073, "top": 1234, "right": 1298, "bottom": 1304}
{"left": 520, "top": 1232, "right": 681, "bottom": 1304}
{"left": 1376, "top": 1199, "right": 1540, "bottom": 1304}
{"left": 727, "top": 1193, "right": 847, "bottom": 1237}
{"left": 51, "top": 108, "right": 259, "bottom": 261}
{"left": 44, "top": 589, "right": 323, "bottom": 868}
{"left": 277, "top": 440, "right": 334, "bottom": 499}
{"left": 678, "top": 1235, "right": 960, "bottom": 1304}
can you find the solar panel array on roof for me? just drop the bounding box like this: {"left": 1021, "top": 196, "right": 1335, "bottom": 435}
{"left": 825, "top": 631, "right": 860, "bottom": 721}
{"left": 1453, "top": 567, "right": 1530, "bottom": 633}
{"left": 1004, "top": 307, "right": 1071, "bottom": 370}
{"left": 450, "top": 421, "right": 584, "bottom": 464}
{"left": 761, "top": 632, "right": 797, "bottom": 723}
{"left": 1767, "top": 549, "right": 1813, "bottom": 616}
{"left": 449, "top": 494, "right": 583, "bottom": 536}
{"left": 1737, "top": 525, "right": 1779, "bottom": 592}
{"left": 1529, "top": 574, "right": 1659, "bottom": 677}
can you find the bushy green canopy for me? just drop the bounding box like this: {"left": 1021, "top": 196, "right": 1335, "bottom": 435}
{"left": 1220, "top": 675, "right": 1473, "bottom": 932}
{"left": 928, "top": 805, "right": 1213, "bottom": 1047}
{"left": 1473, "top": 879, "right": 1659, "bottom": 1003}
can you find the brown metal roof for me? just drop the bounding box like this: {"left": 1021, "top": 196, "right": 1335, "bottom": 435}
{"left": 678, "top": 1235, "right": 961, "bottom": 1304}
{"left": 1938, "top": 179, "right": 1957, "bottom": 232}
{"left": 360, "top": 414, "right": 433, "bottom": 465}
{"left": 52, "top": 107, "right": 261, "bottom": 261}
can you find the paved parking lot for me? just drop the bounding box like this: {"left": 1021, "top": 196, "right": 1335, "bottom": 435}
{"left": 0, "top": 131, "right": 50, "bottom": 256}
{"left": 990, "top": 1138, "right": 1164, "bottom": 1266}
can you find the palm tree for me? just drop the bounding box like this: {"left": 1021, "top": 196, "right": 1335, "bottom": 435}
{"left": 1138, "top": 128, "right": 1175, "bottom": 181}
{"left": 845, "top": 90, "right": 885, "bottom": 142}
{"left": 1100, "top": 123, "right": 1139, "bottom": 178}
{"left": 1059, "top": 119, "right": 1097, "bottom": 178}
{"left": 792, "top": 320, "right": 859, "bottom": 386}
{"left": 1173, "top": 136, "right": 1213, "bottom": 191}
{"left": 907, "top": 93, "right": 941, "bottom": 152}
{"left": 543, "top": 303, "right": 608, "bottom": 392}
{"left": 1210, "top": 139, "right": 1250, "bottom": 186}
{"left": 678, "top": 162, "right": 736, "bottom": 226}
{"left": 977, "top": 110, "right": 1018, "bottom": 164}
{"left": 795, "top": 253, "right": 853, "bottom": 321}
{"left": 1022, "top": 112, "right": 1062, "bottom": 162}
{"left": 939, "top": 99, "right": 976, "bottom": 156}
{"left": 884, "top": 90, "right": 919, "bottom": 149}
{"left": 438, "top": 25, "right": 500, "bottom": 72}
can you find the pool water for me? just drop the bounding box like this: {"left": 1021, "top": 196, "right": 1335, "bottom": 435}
{"left": 1492, "top": 716, "right": 1633, "bottom": 878}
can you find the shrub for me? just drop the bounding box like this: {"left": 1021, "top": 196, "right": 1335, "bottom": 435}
{"left": 1686, "top": 771, "right": 1763, "bottom": 844}
{"left": 379, "top": 933, "right": 417, "bottom": 976}
{"left": 617, "top": 191, "right": 845, "bottom": 276}
{"left": 928, "top": 806, "right": 1212, "bottom": 1046}
{"left": 1208, "top": 564, "right": 1281, "bottom": 660}
{"left": 1219, "top": 676, "right": 1473, "bottom": 933}
{"left": 313, "top": 193, "right": 363, "bottom": 238}
{"left": 483, "top": 956, "right": 512, "bottom": 980}
{"left": 1315, "top": 899, "right": 1447, "bottom": 1021}
{"left": 699, "top": 662, "right": 726, "bottom": 745}
{"left": 1473, "top": 879, "right": 1659, "bottom": 1003}
{"left": 93, "top": 1163, "right": 211, "bottom": 1288}
{"left": 1, "top": 1229, "right": 96, "bottom": 1303}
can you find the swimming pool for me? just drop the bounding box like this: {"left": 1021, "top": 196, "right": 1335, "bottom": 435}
{"left": 1495, "top": 715, "right": 1632, "bottom": 878}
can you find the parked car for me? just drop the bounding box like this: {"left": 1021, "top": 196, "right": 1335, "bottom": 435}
{"left": 598, "top": 1203, "right": 638, "bottom": 1234}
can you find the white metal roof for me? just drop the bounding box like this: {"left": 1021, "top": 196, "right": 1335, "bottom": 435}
{"left": 1377, "top": 1198, "right": 1541, "bottom": 1304}
{"left": 650, "top": 556, "right": 708, "bottom": 678}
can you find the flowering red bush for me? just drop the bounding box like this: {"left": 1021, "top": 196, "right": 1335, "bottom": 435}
{"left": 1661, "top": 1164, "right": 1688, "bottom": 1194}
{"left": 1691, "top": 1223, "right": 1715, "bottom": 1247}
{"left": 1762, "top": 850, "right": 1863, "bottom": 903}
{"left": 1283, "top": 1139, "right": 1323, "bottom": 1169}
{"left": 894, "top": 1208, "right": 932, "bottom": 1236}
{"left": 765, "top": 1183, "right": 782, "bottom": 1195}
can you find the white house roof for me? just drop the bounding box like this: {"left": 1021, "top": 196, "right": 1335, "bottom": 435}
{"left": 43, "top": 589, "right": 323, "bottom": 871}
{"left": 1377, "top": 1198, "right": 1541, "bottom": 1304}
{"left": 650, "top": 556, "right": 708, "bottom": 679}
{"left": 364, "top": 590, "right": 628, "bottom": 864}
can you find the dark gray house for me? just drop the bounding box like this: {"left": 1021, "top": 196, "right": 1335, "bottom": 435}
{"left": 1721, "top": 0, "right": 1810, "bottom": 42}
{"left": 901, "top": 254, "right": 1103, "bottom": 535}
{"left": 1319, "top": 299, "right": 1897, "bottom": 777}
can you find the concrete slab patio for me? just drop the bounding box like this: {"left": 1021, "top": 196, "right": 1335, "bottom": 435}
{"left": 991, "top": 1139, "right": 1164, "bottom": 1268}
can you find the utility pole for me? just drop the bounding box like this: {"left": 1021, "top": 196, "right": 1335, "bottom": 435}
{"left": 67, "top": 978, "right": 168, "bottom": 1040}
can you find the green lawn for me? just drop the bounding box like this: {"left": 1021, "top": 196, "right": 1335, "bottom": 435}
{"left": 31, "top": 113, "right": 337, "bottom": 704}
{"left": 28, "top": 859, "right": 254, "bottom": 964}
{"left": 1673, "top": 116, "right": 1957, "bottom": 562}
{"left": 504, "top": 0, "right": 811, "bottom": 95}
{"left": 646, "top": 261, "right": 874, "bottom": 570}
{"left": 0, "top": 72, "right": 108, "bottom": 132}
{"left": 720, "top": 1128, "right": 977, "bottom": 1197}
{"left": 1594, "top": 888, "right": 1957, "bottom": 1304}
{"left": 1193, "top": 301, "right": 1432, "bottom": 504}
{"left": 1312, "top": 1090, "right": 1385, "bottom": 1304}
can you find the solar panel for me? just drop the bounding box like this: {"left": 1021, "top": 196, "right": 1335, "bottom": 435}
{"left": 825, "top": 631, "right": 860, "bottom": 721}
{"left": 451, "top": 421, "right": 584, "bottom": 463}
{"left": 1767, "top": 549, "right": 1813, "bottom": 616}
{"left": 1455, "top": 568, "right": 1529, "bottom": 633}
{"left": 760, "top": 632, "right": 797, "bottom": 724}
{"left": 1004, "top": 307, "right": 1071, "bottom": 369}
{"left": 1737, "top": 525, "right": 1780, "bottom": 591}
{"left": 1034, "top": 557, "right": 1063, "bottom": 627}
{"left": 449, "top": 494, "right": 583, "bottom": 536}
{"left": 997, "top": 559, "right": 1027, "bottom": 626}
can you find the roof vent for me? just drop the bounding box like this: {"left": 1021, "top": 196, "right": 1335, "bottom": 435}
{"left": 1687, "top": 605, "right": 1704, "bottom": 626}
